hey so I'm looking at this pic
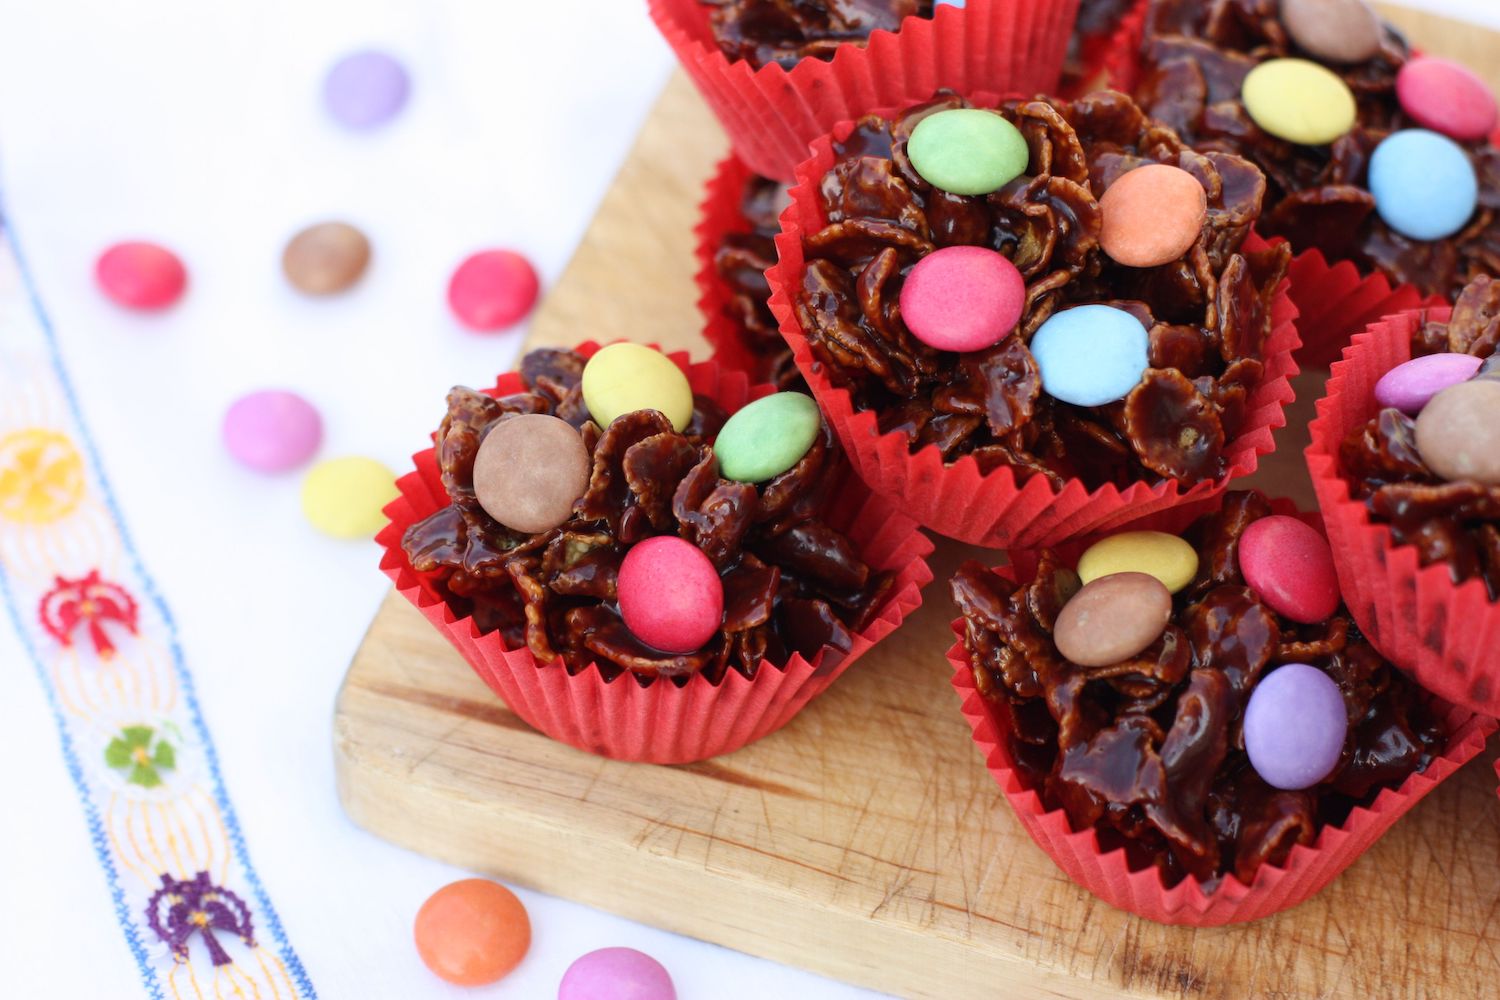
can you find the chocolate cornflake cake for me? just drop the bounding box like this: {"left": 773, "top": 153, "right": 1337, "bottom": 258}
{"left": 401, "top": 348, "right": 892, "bottom": 683}
{"left": 1060, "top": 0, "right": 1139, "bottom": 93}
{"left": 793, "top": 91, "right": 1290, "bottom": 491}
{"left": 701, "top": 0, "right": 934, "bottom": 69}
{"left": 1339, "top": 277, "right": 1500, "bottom": 596}
{"left": 710, "top": 171, "right": 805, "bottom": 389}
{"left": 951, "top": 490, "right": 1446, "bottom": 889}
{"left": 1134, "top": 0, "right": 1500, "bottom": 298}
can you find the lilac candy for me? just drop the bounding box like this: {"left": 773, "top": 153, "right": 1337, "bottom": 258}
{"left": 558, "top": 948, "right": 675, "bottom": 1000}
{"left": 1244, "top": 663, "right": 1349, "bottom": 791}
{"left": 1373, "top": 352, "right": 1483, "bottom": 414}
{"left": 223, "top": 391, "right": 322, "bottom": 473}
{"left": 324, "top": 51, "right": 409, "bottom": 128}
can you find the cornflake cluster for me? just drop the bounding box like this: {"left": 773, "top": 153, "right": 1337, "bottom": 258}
{"left": 701, "top": 0, "right": 934, "bottom": 69}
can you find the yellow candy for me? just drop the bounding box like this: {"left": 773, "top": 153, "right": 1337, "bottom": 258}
{"left": 301, "top": 456, "right": 398, "bottom": 539}
{"left": 581, "top": 343, "right": 693, "bottom": 432}
{"left": 1242, "top": 58, "right": 1357, "bottom": 146}
{"left": 1078, "top": 530, "right": 1198, "bottom": 594}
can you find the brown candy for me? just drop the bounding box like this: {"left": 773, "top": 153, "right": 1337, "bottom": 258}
{"left": 1053, "top": 571, "right": 1172, "bottom": 667}
{"left": 1280, "top": 0, "right": 1384, "bottom": 64}
{"left": 473, "top": 413, "right": 590, "bottom": 533}
{"left": 1414, "top": 379, "right": 1500, "bottom": 487}
{"left": 282, "top": 221, "right": 371, "bottom": 295}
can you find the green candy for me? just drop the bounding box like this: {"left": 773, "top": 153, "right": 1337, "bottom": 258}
{"left": 715, "top": 392, "right": 822, "bottom": 483}
{"left": 907, "top": 108, "right": 1029, "bottom": 196}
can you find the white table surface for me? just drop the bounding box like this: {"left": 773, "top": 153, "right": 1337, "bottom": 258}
{"left": 0, "top": 2, "right": 1490, "bottom": 999}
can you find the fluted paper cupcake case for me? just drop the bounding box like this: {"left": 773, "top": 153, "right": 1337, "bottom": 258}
{"left": 646, "top": 0, "right": 1081, "bottom": 183}
{"left": 1065, "top": 0, "right": 1149, "bottom": 97}
{"left": 765, "top": 107, "right": 1302, "bottom": 549}
{"left": 945, "top": 500, "right": 1495, "bottom": 925}
{"left": 377, "top": 341, "right": 935, "bottom": 764}
{"left": 1284, "top": 247, "right": 1442, "bottom": 370}
{"left": 695, "top": 153, "right": 770, "bottom": 381}
{"left": 1306, "top": 308, "right": 1500, "bottom": 716}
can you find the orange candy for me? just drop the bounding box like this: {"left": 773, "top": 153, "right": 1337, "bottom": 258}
{"left": 413, "top": 878, "right": 531, "bottom": 986}
{"left": 1098, "top": 164, "right": 1208, "bottom": 268}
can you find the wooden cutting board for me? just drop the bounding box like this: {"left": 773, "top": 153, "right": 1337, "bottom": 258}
{"left": 334, "top": 10, "right": 1500, "bottom": 999}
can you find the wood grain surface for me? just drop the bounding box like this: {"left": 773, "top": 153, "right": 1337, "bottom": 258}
{"left": 336, "top": 11, "right": 1500, "bottom": 999}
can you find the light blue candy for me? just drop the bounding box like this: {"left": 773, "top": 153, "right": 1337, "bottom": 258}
{"left": 935, "top": 0, "right": 966, "bottom": 7}
{"left": 1369, "top": 129, "right": 1478, "bottom": 241}
{"left": 1030, "top": 305, "right": 1150, "bottom": 407}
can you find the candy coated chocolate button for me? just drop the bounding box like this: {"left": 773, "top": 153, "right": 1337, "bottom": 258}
{"left": 1369, "top": 129, "right": 1478, "bottom": 241}
{"left": 1244, "top": 663, "right": 1348, "bottom": 790}
{"left": 1281, "top": 0, "right": 1383, "bottom": 64}
{"left": 617, "top": 536, "right": 724, "bottom": 654}
{"left": 907, "top": 109, "right": 1029, "bottom": 196}
{"left": 282, "top": 221, "right": 370, "bottom": 295}
{"left": 1242, "top": 59, "right": 1357, "bottom": 145}
{"left": 899, "top": 246, "right": 1024, "bottom": 352}
{"left": 448, "top": 249, "right": 540, "bottom": 331}
{"left": 1030, "top": 305, "right": 1150, "bottom": 407}
{"left": 222, "top": 390, "right": 322, "bottom": 473}
{"left": 96, "top": 241, "right": 186, "bottom": 309}
{"left": 1099, "top": 164, "right": 1208, "bottom": 268}
{"left": 1077, "top": 531, "right": 1198, "bottom": 594}
{"left": 413, "top": 879, "right": 530, "bottom": 986}
{"left": 473, "top": 413, "right": 590, "bottom": 533}
{"left": 300, "top": 456, "right": 398, "bottom": 538}
{"left": 559, "top": 948, "right": 676, "bottom": 1000}
{"left": 1053, "top": 572, "right": 1172, "bottom": 668}
{"left": 1373, "top": 352, "right": 1482, "bottom": 414}
{"left": 324, "top": 50, "right": 409, "bottom": 128}
{"left": 715, "top": 392, "right": 821, "bottom": 483}
{"left": 1414, "top": 378, "right": 1500, "bottom": 486}
{"left": 1238, "top": 515, "right": 1340, "bottom": 624}
{"left": 1396, "top": 57, "right": 1499, "bottom": 142}
{"left": 581, "top": 343, "right": 694, "bottom": 432}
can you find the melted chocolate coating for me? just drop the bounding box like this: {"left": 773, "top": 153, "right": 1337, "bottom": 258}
{"left": 702, "top": 0, "right": 934, "bottom": 70}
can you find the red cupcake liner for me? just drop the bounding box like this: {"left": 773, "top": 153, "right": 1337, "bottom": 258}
{"left": 1063, "top": 0, "right": 1149, "bottom": 98}
{"left": 1306, "top": 308, "right": 1500, "bottom": 716}
{"left": 765, "top": 111, "right": 1302, "bottom": 549}
{"left": 377, "top": 341, "right": 935, "bottom": 764}
{"left": 945, "top": 499, "right": 1495, "bottom": 925}
{"left": 647, "top": 0, "right": 1082, "bottom": 183}
{"left": 1284, "top": 246, "right": 1443, "bottom": 370}
{"left": 695, "top": 152, "right": 768, "bottom": 380}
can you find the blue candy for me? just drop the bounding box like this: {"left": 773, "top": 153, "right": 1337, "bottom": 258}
{"left": 1369, "top": 129, "right": 1478, "bottom": 241}
{"left": 1030, "top": 305, "right": 1150, "bottom": 407}
{"left": 935, "top": 0, "right": 966, "bottom": 7}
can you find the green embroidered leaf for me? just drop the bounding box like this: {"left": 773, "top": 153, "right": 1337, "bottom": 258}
{"left": 153, "top": 740, "right": 176, "bottom": 771}
{"left": 122, "top": 725, "right": 154, "bottom": 748}
{"left": 128, "top": 764, "right": 162, "bottom": 788}
{"left": 104, "top": 738, "right": 132, "bottom": 768}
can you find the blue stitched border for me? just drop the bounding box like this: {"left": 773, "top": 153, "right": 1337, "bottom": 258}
{"left": 0, "top": 206, "right": 316, "bottom": 998}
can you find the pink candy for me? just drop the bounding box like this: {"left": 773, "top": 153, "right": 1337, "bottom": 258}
{"left": 448, "top": 249, "right": 540, "bottom": 332}
{"left": 559, "top": 948, "right": 675, "bottom": 1000}
{"left": 1238, "top": 516, "right": 1340, "bottom": 625}
{"left": 617, "top": 536, "right": 723, "bottom": 654}
{"left": 222, "top": 391, "right": 323, "bottom": 473}
{"left": 1396, "top": 57, "right": 1499, "bottom": 142}
{"left": 1374, "top": 352, "right": 1483, "bottom": 414}
{"left": 898, "top": 246, "right": 1024, "bottom": 353}
{"left": 96, "top": 241, "right": 186, "bottom": 310}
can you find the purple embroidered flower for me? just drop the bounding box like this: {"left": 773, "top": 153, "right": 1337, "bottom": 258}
{"left": 146, "top": 871, "right": 255, "bottom": 966}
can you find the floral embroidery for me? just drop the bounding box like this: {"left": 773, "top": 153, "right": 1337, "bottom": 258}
{"left": 38, "top": 570, "right": 140, "bottom": 657}
{"left": 146, "top": 871, "right": 255, "bottom": 967}
{"left": 104, "top": 725, "right": 177, "bottom": 788}
{"left": 0, "top": 428, "right": 85, "bottom": 524}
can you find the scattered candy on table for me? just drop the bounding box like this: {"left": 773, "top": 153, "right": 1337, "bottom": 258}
{"left": 1098, "top": 163, "right": 1207, "bottom": 268}
{"left": 1414, "top": 378, "right": 1500, "bottom": 486}
{"left": 1237, "top": 515, "right": 1340, "bottom": 624}
{"left": 448, "top": 248, "right": 541, "bottom": 332}
{"left": 1029, "top": 304, "right": 1150, "bottom": 407}
{"left": 581, "top": 342, "right": 694, "bottom": 432}
{"left": 222, "top": 390, "right": 323, "bottom": 473}
{"left": 324, "top": 49, "right": 410, "bottom": 129}
{"left": 1373, "top": 352, "right": 1483, "bottom": 414}
{"left": 282, "top": 221, "right": 371, "bottom": 295}
{"left": 1241, "top": 58, "right": 1356, "bottom": 146}
{"left": 1396, "top": 56, "right": 1499, "bottom": 142}
{"left": 1279, "top": 0, "right": 1383, "bottom": 64}
{"left": 300, "top": 455, "right": 398, "bottom": 538}
{"left": 413, "top": 878, "right": 531, "bottom": 987}
{"left": 617, "top": 535, "right": 724, "bottom": 654}
{"left": 95, "top": 240, "right": 186, "bottom": 310}
{"left": 714, "top": 391, "right": 821, "bottom": 483}
{"left": 1076, "top": 530, "right": 1198, "bottom": 594}
{"left": 1368, "top": 129, "right": 1478, "bottom": 241}
{"left": 559, "top": 947, "right": 676, "bottom": 1000}
{"left": 898, "top": 245, "right": 1025, "bottom": 352}
{"left": 1243, "top": 663, "right": 1349, "bottom": 791}
{"left": 906, "top": 108, "right": 1029, "bottom": 196}
{"left": 473, "top": 412, "right": 591, "bottom": 532}
{"left": 1052, "top": 571, "right": 1172, "bottom": 668}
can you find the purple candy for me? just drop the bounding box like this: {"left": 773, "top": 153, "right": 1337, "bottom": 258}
{"left": 1244, "top": 663, "right": 1348, "bottom": 791}
{"left": 324, "top": 50, "right": 409, "bottom": 129}
{"left": 1374, "top": 352, "right": 1483, "bottom": 414}
{"left": 223, "top": 391, "right": 322, "bottom": 473}
{"left": 558, "top": 948, "right": 675, "bottom": 1000}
